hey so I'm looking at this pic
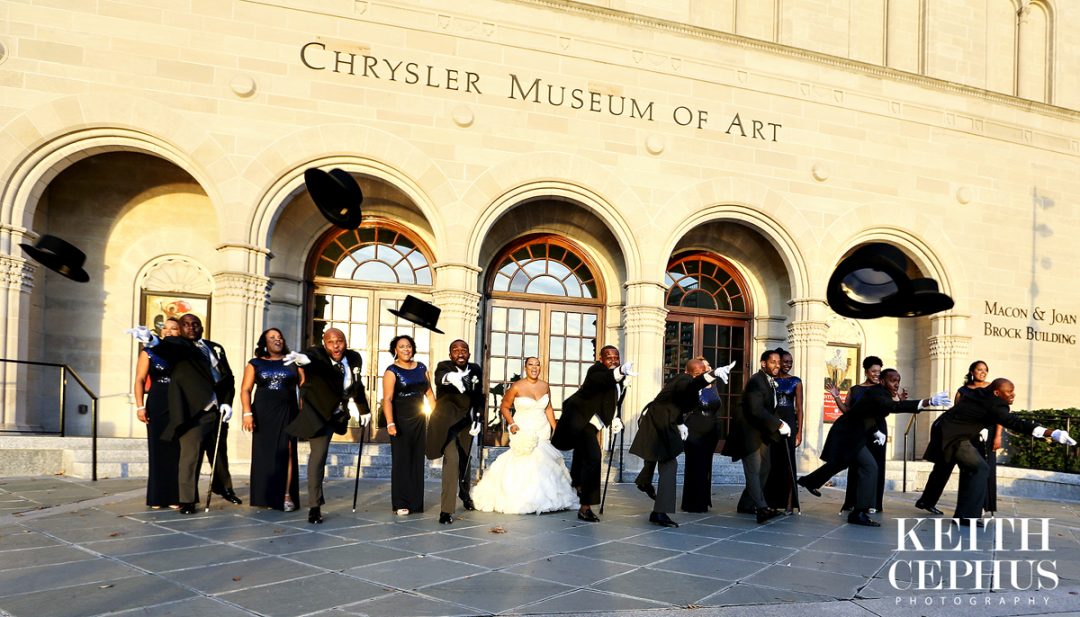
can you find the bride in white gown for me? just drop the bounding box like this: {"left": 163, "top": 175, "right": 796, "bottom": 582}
{"left": 472, "top": 357, "right": 579, "bottom": 514}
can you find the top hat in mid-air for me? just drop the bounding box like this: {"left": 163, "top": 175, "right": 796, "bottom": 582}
{"left": 826, "top": 243, "right": 953, "bottom": 319}
{"left": 304, "top": 167, "right": 364, "bottom": 230}
{"left": 388, "top": 295, "right": 445, "bottom": 334}
{"left": 20, "top": 234, "right": 91, "bottom": 283}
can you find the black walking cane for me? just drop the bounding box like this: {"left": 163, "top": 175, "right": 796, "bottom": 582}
{"left": 782, "top": 435, "right": 799, "bottom": 514}
{"left": 599, "top": 385, "right": 629, "bottom": 515}
{"left": 204, "top": 407, "right": 227, "bottom": 512}
{"left": 351, "top": 421, "right": 367, "bottom": 512}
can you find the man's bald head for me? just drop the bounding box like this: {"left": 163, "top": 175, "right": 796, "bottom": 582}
{"left": 322, "top": 328, "right": 347, "bottom": 361}
{"left": 685, "top": 358, "right": 706, "bottom": 377}
{"left": 990, "top": 378, "right": 1015, "bottom": 405}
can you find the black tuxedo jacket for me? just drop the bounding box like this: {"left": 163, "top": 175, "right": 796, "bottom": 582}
{"left": 819, "top": 384, "right": 920, "bottom": 465}
{"left": 721, "top": 370, "right": 783, "bottom": 462}
{"left": 629, "top": 372, "right": 711, "bottom": 462}
{"left": 551, "top": 362, "right": 626, "bottom": 451}
{"left": 152, "top": 336, "right": 233, "bottom": 441}
{"left": 425, "top": 360, "right": 484, "bottom": 460}
{"left": 923, "top": 386, "right": 1036, "bottom": 463}
{"left": 287, "top": 346, "right": 369, "bottom": 439}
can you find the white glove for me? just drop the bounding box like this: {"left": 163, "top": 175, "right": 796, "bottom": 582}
{"left": 873, "top": 430, "right": 886, "bottom": 446}
{"left": 220, "top": 404, "right": 232, "bottom": 423}
{"left": 125, "top": 326, "right": 158, "bottom": 346}
{"left": 778, "top": 420, "right": 791, "bottom": 436}
{"left": 611, "top": 417, "right": 624, "bottom": 435}
{"left": 619, "top": 362, "right": 637, "bottom": 377}
{"left": 713, "top": 361, "right": 737, "bottom": 384}
{"left": 978, "top": 428, "right": 989, "bottom": 442}
{"left": 1050, "top": 430, "right": 1077, "bottom": 446}
{"left": 929, "top": 391, "right": 951, "bottom": 407}
{"left": 282, "top": 351, "right": 310, "bottom": 366}
{"left": 444, "top": 368, "right": 468, "bottom": 394}
{"left": 348, "top": 400, "right": 361, "bottom": 422}
{"left": 469, "top": 421, "right": 481, "bottom": 437}
{"left": 589, "top": 415, "right": 605, "bottom": 432}
{"left": 678, "top": 424, "right": 689, "bottom": 441}
{"left": 358, "top": 413, "right": 371, "bottom": 427}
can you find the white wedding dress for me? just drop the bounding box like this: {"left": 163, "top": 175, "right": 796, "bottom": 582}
{"left": 471, "top": 394, "right": 579, "bottom": 514}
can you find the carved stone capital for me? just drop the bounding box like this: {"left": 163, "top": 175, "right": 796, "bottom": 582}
{"left": 929, "top": 334, "right": 971, "bottom": 359}
{"left": 213, "top": 271, "right": 272, "bottom": 306}
{"left": 430, "top": 289, "right": 482, "bottom": 323}
{"left": 0, "top": 254, "right": 34, "bottom": 293}
{"left": 787, "top": 320, "right": 830, "bottom": 346}
{"left": 622, "top": 304, "right": 667, "bottom": 335}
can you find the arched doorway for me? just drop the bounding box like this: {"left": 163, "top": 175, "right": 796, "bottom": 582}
{"left": 483, "top": 234, "right": 604, "bottom": 443}
{"left": 306, "top": 218, "right": 435, "bottom": 442}
{"left": 663, "top": 251, "right": 752, "bottom": 445}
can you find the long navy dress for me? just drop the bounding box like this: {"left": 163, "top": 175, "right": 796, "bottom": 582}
{"left": 387, "top": 363, "right": 429, "bottom": 512}
{"left": 145, "top": 348, "right": 180, "bottom": 507}
{"left": 248, "top": 358, "right": 300, "bottom": 510}
{"left": 764, "top": 375, "right": 801, "bottom": 511}
{"left": 680, "top": 384, "right": 723, "bottom": 513}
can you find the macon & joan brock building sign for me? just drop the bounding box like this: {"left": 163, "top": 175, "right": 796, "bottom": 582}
{"left": 983, "top": 301, "right": 1077, "bottom": 345}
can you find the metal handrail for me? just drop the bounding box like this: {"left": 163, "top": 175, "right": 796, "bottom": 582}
{"left": 0, "top": 358, "right": 99, "bottom": 481}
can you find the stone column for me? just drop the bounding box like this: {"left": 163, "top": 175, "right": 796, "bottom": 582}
{"left": 0, "top": 244, "right": 35, "bottom": 430}
{"left": 923, "top": 313, "right": 971, "bottom": 455}
{"left": 430, "top": 262, "right": 482, "bottom": 354}
{"left": 621, "top": 281, "right": 668, "bottom": 441}
{"left": 213, "top": 243, "right": 272, "bottom": 463}
{"left": 786, "top": 299, "right": 830, "bottom": 463}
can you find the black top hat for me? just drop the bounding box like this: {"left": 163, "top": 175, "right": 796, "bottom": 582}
{"left": 304, "top": 168, "right": 363, "bottom": 230}
{"left": 388, "top": 295, "right": 444, "bottom": 334}
{"left": 19, "top": 234, "right": 90, "bottom": 283}
{"left": 826, "top": 243, "right": 912, "bottom": 319}
{"left": 887, "top": 277, "right": 954, "bottom": 318}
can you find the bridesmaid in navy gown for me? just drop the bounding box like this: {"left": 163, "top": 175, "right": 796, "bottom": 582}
{"left": 133, "top": 317, "right": 182, "bottom": 508}
{"left": 382, "top": 334, "right": 434, "bottom": 515}
{"left": 241, "top": 328, "right": 302, "bottom": 511}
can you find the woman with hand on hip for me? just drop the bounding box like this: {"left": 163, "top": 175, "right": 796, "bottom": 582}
{"left": 133, "top": 318, "right": 182, "bottom": 509}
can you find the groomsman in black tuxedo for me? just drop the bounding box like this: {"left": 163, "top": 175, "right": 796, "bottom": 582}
{"left": 130, "top": 314, "right": 240, "bottom": 514}
{"left": 551, "top": 345, "right": 632, "bottom": 522}
{"left": 286, "top": 328, "right": 371, "bottom": 524}
{"left": 427, "top": 340, "right": 484, "bottom": 524}
{"left": 722, "top": 350, "right": 787, "bottom": 524}
{"left": 922, "top": 378, "right": 1074, "bottom": 523}
{"left": 630, "top": 357, "right": 733, "bottom": 527}
{"left": 799, "top": 368, "right": 948, "bottom": 526}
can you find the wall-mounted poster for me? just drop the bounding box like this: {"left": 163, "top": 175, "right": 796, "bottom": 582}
{"left": 823, "top": 343, "right": 859, "bottom": 423}
{"left": 140, "top": 292, "right": 212, "bottom": 338}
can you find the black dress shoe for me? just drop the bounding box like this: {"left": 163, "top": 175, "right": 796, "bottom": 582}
{"left": 439, "top": 512, "right": 454, "bottom": 525}
{"left": 308, "top": 507, "right": 323, "bottom": 524}
{"left": 848, "top": 510, "right": 881, "bottom": 527}
{"left": 796, "top": 477, "right": 821, "bottom": 497}
{"left": 178, "top": 503, "right": 197, "bottom": 515}
{"left": 915, "top": 500, "right": 944, "bottom": 515}
{"left": 636, "top": 483, "right": 657, "bottom": 500}
{"left": 649, "top": 512, "right": 679, "bottom": 527}
{"left": 577, "top": 508, "right": 600, "bottom": 522}
{"left": 756, "top": 507, "right": 781, "bottom": 524}
{"left": 460, "top": 497, "right": 475, "bottom": 511}
{"left": 215, "top": 489, "right": 242, "bottom": 505}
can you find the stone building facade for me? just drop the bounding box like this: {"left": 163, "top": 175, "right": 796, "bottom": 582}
{"left": 1, "top": 0, "right": 1077, "bottom": 466}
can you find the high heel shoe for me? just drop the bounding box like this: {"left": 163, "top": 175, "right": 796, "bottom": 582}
{"left": 283, "top": 496, "right": 297, "bottom": 512}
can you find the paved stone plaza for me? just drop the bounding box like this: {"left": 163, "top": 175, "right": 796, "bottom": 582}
{"left": 1, "top": 477, "right": 1078, "bottom": 617}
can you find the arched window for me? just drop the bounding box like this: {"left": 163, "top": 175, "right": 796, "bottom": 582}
{"left": 666, "top": 254, "right": 747, "bottom": 312}
{"left": 663, "top": 252, "right": 752, "bottom": 447}
{"left": 491, "top": 236, "right": 598, "bottom": 299}
{"left": 312, "top": 221, "right": 432, "bottom": 285}
{"left": 484, "top": 235, "right": 604, "bottom": 444}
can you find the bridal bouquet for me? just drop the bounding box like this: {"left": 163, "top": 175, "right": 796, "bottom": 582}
{"left": 509, "top": 429, "right": 538, "bottom": 456}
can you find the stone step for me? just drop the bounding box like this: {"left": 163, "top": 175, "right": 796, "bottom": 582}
{"left": 0, "top": 449, "right": 65, "bottom": 476}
